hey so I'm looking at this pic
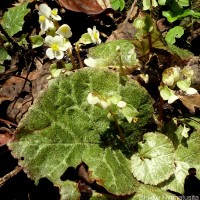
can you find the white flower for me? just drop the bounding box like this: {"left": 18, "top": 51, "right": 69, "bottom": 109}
{"left": 117, "top": 101, "right": 127, "bottom": 108}
{"left": 38, "top": 4, "right": 54, "bottom": 31}
{"left": 56, "top": 24, "right": 72, "bottom": 38}
{"left": 51, "top": 8, "right": 61, "bottom": 21}
{"left": 45, "top": 35, "right": 71, "bottom": 60}
{"left": 38, "top": 4, "right": 61, "bottom": 32}
{"left": 87, "top": 26, "right": 101, "bottom": 44}
{"left": 87, "top": 93, "right": 100, "bottom": 105}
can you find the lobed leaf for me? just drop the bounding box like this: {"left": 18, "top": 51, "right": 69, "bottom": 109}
{"left": 8, "top": 68, "right": 153, "bottom": 198}
{"left": 131, "top": 132, "right": 175, "bottom": 185}
{"left": 84, "top": 40, "right": 138, "bottom": 68}
{"left": 161, "top": 130, "right": 200, "bottom": 194}
{"left": 2, "top": 3, "right": 30, "bottom": 36}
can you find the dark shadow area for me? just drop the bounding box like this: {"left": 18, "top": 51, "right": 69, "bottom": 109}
{"left": 184, "top": 168, "right": 200, "bottom": 197}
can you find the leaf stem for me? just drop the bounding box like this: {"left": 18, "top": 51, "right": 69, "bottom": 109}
{"left": 109, "top": 110, "right": 125, "bottom": 141}
{"left": 67, "top": 48, "right": 76, "bottom": 69}
{"left": 75, "top": 44, "right": 84, "bottom": 68}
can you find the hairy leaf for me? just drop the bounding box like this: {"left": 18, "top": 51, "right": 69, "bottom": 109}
{"left": 8, "top": 68, "right": 153, "bottom": 198}
{"left": 2, "top": 3, "right": 30, "bottom": 36}
{"left": 161, "top": 131, "right": 200, "bottom": 194}
{"left": 84, "top": 40, "right": 138, "bottom": 68}
{"left": 129, "top": 184, "right": 176, "bottom": 199}
{"left": 131, "top": 132, "right": 175, "bottom": 185}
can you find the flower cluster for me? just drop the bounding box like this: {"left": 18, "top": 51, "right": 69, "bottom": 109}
{"left": 159, "top": 66, "right": 198, "bottom": 104}
{"left": 87, "top": 92, "right": 138, "bottom": 123}
{"left": 37, "top": 4, "right": 72, "bottom": 60}
{"left": 36, "top": 4, "right": 102, "bottom": 64}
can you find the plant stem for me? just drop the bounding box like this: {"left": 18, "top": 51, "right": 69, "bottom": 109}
{"left": 67, "top": 48, "right": 76, "bottom": 69}
{"left": 109, "top": 111, "right": 125, "bottom": 141}
{"left": 75, "top": 44, "right": 84, "bottom": 68}
{"left": 0, "top": 166, "right": 23, "bottom": 187}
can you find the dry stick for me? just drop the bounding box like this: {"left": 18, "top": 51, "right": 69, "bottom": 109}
{"left": 0, "top": 166, "right": 23, "bottom": 187}
{"left": 124, "top": 0, "right": 138, "bottom": 23}
{"left": 0, "top": 118, "right": 17, "bottom": 127}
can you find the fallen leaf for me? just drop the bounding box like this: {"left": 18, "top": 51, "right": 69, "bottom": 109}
{"left": 179, "top": 94, "right": 200, "bottom": 113}
{"left": 0, "top": 127, "right": 14, "bottom": 146}
{"left": 57, "top": 0, "right": 111, "bottom": 14}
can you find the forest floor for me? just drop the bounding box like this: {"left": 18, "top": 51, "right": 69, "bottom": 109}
{"left": 0, "top": 0, "right": 200, "bottom": 200}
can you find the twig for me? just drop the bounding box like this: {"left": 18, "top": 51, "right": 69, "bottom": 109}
{"left": 124, "top": 0, "right": 138, "bottom": 23}
{"left": 0, "top": 166, "right": 23, "bottom": 187}
{"left": 0, "top": 118, "right": 17, "bottom": 127}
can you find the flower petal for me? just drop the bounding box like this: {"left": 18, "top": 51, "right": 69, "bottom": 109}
{"left": 45, "top": 35, "right": 54, "bottom": 46}
{"left": 55, "top": 50, "right": 64, "bottom": 60}
{"left": 46, "top": 48, "right": 55, "bottom": 59}
{"left": 39, "top": 4, "right": 51, "bottom": 18}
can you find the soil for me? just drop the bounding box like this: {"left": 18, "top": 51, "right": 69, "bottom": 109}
{"left": 0, "top": 0, "right": 200, "bottom": 199}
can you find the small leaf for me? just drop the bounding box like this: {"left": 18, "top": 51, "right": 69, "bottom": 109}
{"left": 179, "top": 94, "right": 200, "bottom": 113}
{"left": 158, "top": 0, "right": 167, "bottom": 5}
{"left": 84, "top": 40, "right": 138, "bottom": 68}
{"left": 178, "top": 0, "right": 189, "bottom": 7}
{"left": 2, "top": 3, "right": 30, "bottom": 36}
{"left": 30, "top": 35, "right": 44, "bottom": 48}
{"left": 163, "top": 9, "right": 198, "bottom": 22}
{"left": 0, "top": 66, "right": 5, "bottom": 74}
{"left": 49, "top": 63, "right": 62, "bottom": 78}
{"left": 143, "top": 0, "right": 151, "bottom": 10}
{"left": 121, "top": 104, "right": 139, "bottom": 123}
{"left": 77, "top": 33, "right": 93, "bottom": 45}
{"left": 0, "top": 47, "right": 11, "bottom": 62}
{"left": 160, "top": 86, "right": 179, "bottom": 104}
{"left": 131, "top": 132, "right": 175, "bottom": 185}
{"left": 177, "top": 78, "right": 191, "bottom": 91}
{"left": 167, "top": 44, "right": 193, "bottom": 60}
{"left": 165, "top": 26, "right": 184, "bottom": 44}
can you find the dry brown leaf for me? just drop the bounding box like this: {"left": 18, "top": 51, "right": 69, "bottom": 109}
{"left": 0, "top": 127, "right": 14, "bottom": 146}
{"left": 57, "top": 0, "right": 111, "bottom": 14}
{"left": 179, "top": 95, "right": 200, "bottom": 113}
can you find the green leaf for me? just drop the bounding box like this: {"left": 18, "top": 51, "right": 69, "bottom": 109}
{"left": 165, "top": 26, "right": 184, "bottom": 44}
{"left": 119, "top": 0, "right": 125, "bottom": 11}
{"left": 167, "top": 43, "right": 193, "bottom": 60}
{"left": 77, "top": 33, "right": 93, "bottom": 45}
{"left": 160, "top": 85, "right": 179, "bottom": 104}
{"left": 30, "top": 35, "right": 44, "bottom": 48}
{"left": 161, "top": 131, "right": 200, "bottom": 194}
{"left": 0, "top": 47, "right": 11, "bottom": 62}
{"left": 111, "top": 0, "right": 120, "bottom": 10}
{"left": 84, "top": 40, "right": 138, "bottom": 68}
{"left": 131, "top": 132, "right": 175, "bottom": 185}
{"left": 0, "top": 65, "right": 5, "bottom": 74}
{"left": 158, "top": 0, "right": 167, "bottom": 5}
{"left": 143, "top": 0, "right": 151, "bottom": 10}
{"left": 2, "top": 3, "right": 30, "bottom": 36}
{"left": 163, "top": 9, "right": 199, "bottom": 22}
{"left": 178, "top": 0, "right": 189, "bottom": 7}
{"left": 129, "top": 184, "right": 177, "bottom": 199}
{"left": 8, "top": 68, "right": 153, "bottom": 198}
{"left": 177, "top": 78, "right": 191, "bottom": 91}
{"left": 121, "top": 104, "right": 139, "bottom": 123}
